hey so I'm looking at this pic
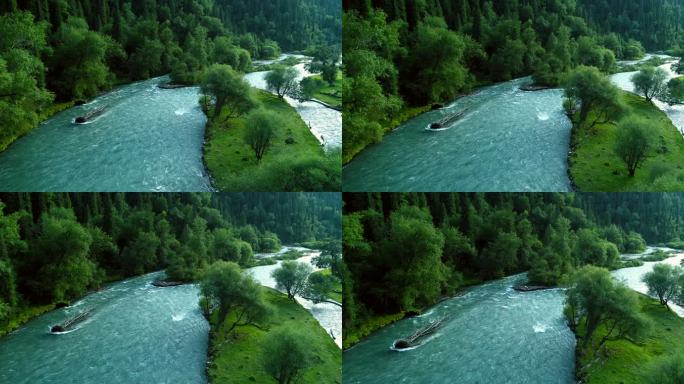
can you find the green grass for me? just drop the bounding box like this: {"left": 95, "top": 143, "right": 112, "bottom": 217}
{"left": 207, "top": 288, "right": 341, "bottom": 384}
{"left": 343, "top": 312, "right": 406, "bottom": 350}
{"left": 311, "top": 71, "right": 342, "bottom": 109}
{"left": 203, "top": 90, "right": 324, "bottom": 191}
{"left": 0, "top": 304, "right": 56, "bottom": 338}
{"left": 578, "top": 294, "right": 684, "bottom": 384}
{"left": 569, "top": 91, "right": 684, "bottom": 191}
{"left": 0, "top": 101, "right": 75, "bottom": 153}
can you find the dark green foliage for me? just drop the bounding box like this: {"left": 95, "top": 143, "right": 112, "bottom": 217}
{"left": 564, "top": 66, "right": 623, "bottom": 128}
{"left": 565, "top": 266, "right": 651, "bottom": 357}
{"left": 642, "top": 264, "right": 683, "bottom": 305}
{"left": 614, "top": 118, "right": 653, "bottom": 177}
{"left": 343, "top": 192, "right": 662, "bottom": 343}
{"left": 342, "top": 0, "right": 683, "bottom": 162}
{"left": 646, "top": 354, "right": 684, "bottom": 384}
{"left": 244, "top": 109, "right": 278, "bottom": 163}
{"left": 0, "top": 192, "right": 340, "bottom": 316}
{"left": 632, "top": 67, "right": 669, "bottom": 103}
{"left": 200, "top": 260, "right": 270, "bottom": 333}
{"left": 0, "top": 11, "right": 53, "bottom": 151}
{"left": 0, "top": 1, "right": 341, "bottom": 149}
{"left": 262, "top": 326, "right": 315, "bottom": 384}
{"left": 265, "top": 65, "right": 299, "bottom": 99}
{"left": 272, "top": 260, "right": 313, "bottom": 300}
{"left": 201, "top": 63, "right": 257, "bottom": 119}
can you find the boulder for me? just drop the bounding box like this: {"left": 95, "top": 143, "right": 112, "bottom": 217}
{"left": 394, "top": 340, "right": 411, "bottom": 349}
{"left": 51, "top": 325, "right": 64, "bottom": 333}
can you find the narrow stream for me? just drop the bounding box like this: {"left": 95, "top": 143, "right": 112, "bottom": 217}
{"left": 248, "top": 246, "right": 342, "bottom": 348}
{"left": 611, "top": 55, "right": 684, "bottom": 135}
{"left": 244, "top": 56, "right": 342, "bottom": 150}
{"left": 612, "top": 246, "right": 684, "bottom": 317}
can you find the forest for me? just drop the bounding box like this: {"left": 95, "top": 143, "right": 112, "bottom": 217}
{"left": 0, "top": 0, "right": 341, "bottom": 152}
{"left": 342, "top": 0, "right": 684, "bottom": 163}
{"left": 0, "top": 192, "right": 341, "bottom": 328}
{"left": 339, "top": 192, "right": 684, "bottom": 347}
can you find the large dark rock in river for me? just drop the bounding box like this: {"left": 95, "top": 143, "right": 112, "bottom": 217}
{"left": 394, "top": 340, "right": 411, "bottom": 349}
{"left": 75, "top": 116, "right": 87, "bottom": 124}
{"left": 51, "top": 325, "right": 64, "bottom": 333}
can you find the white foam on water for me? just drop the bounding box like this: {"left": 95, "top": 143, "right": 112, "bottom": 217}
{"left": 172, "top": 313, "right": 186, "bottom": 322}
{"left": 537, "top": 112, "right": 550, "bottom": 121}
{"left": 533, "top": 323, "right": 547, "bottom": 333}
{"left": 174, "top": 109, "right": 188, "bottom": 116}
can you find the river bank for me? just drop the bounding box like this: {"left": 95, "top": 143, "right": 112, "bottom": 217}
{"left": 573, "top": 248, "right": 684, "bottom": 383}
{"left": 574, "top": 293, "right": 684, "bottom": 384}
{"left": 206, "top": 246, "right": 341, "bottom": 383}
{"left": 205, "top": 288, "right": 341, "bottom": 384}
{"left": 568, "top": 90, "right": 684, "bottom": 191}
{"left": 202, "top": 90, "right": 330, "bottom": 191}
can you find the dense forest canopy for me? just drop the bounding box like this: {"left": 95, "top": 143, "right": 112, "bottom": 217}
{"left": 342, "top": 0, "right": 683, "bottom": 162}
{"left": 0, "top": 0, "right": 341, "bottom": 151}
{"left": 0, "top": 192, "right": 340, "bottom": 321}
{"left": 341, "top": 192, "right": 684, "bottom": 342}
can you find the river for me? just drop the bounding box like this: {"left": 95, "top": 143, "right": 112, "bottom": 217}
{"left": 342, "top": 274, "right": 576, "bottom": 384}
{"left": 0, "top": 76, "right": 213, "bottom": 192}
{"left": 342, "top": 78, "right": 573, "bottom": 192}
{"left": 0, "top": 272, "right": 209, "bottom": 384}
{"left": 244, "top": 56, "right": 342, "bottom": 149}
{"left": 248, "top": 246, "right": 342, "bottom": 348}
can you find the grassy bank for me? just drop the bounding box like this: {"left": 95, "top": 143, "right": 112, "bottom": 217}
{"left": 577, "top": 294, "right": 684, "bottom": 384}
{"left": 0, "top": 101, "right": 74, "bottom": 153}
{"left": 203, "top": 90, "right": 328, "bottom": 191}
{"left": 311, "top": 71, "right": 342, "bottom": 109}
{"left": 206, "top": 288, "right": 341, "bottom": 384}
{"left": 0, "top": 304, "right": 56, "bottom": 338}
{"left": 342, "top": 104, "right": 431, "bottom": 164}
{"left": 569, "top": 90, "right": 684, "bottom": 191}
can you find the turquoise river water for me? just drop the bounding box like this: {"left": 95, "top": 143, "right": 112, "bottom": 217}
{"left": 0, "top": 272, "right": 209, "bottom": 384}
{"left": 343, "top": 274, "right": 576, "bottom": 384}
{"left": 0, "top": 76, "right": 212, "bottom": 192}
{"left": 343, "top": 78, "right": 572, "bottom": 192}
